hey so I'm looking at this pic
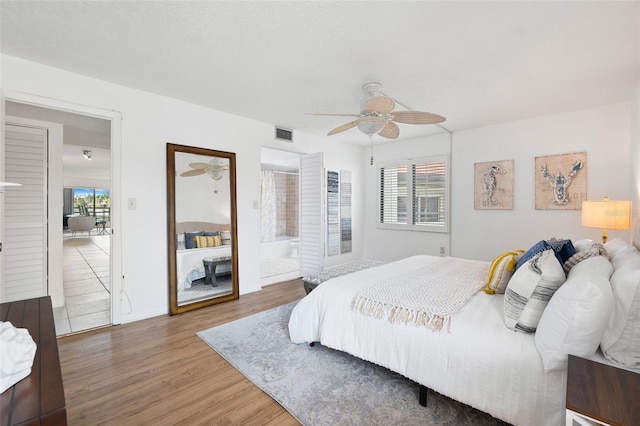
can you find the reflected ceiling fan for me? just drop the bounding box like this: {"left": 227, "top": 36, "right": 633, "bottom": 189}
{"left": 180, "top": 158, "right": 229, "bottom": 181}
{"left": 309, "top": 82, "right": 446, "bottom": 140}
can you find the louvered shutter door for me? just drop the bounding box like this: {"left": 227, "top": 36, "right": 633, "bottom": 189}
{"left": 299, "top": 152, "right": 324, "bottom": 276}
{"left": 4, "top": 124, "right": 48, "bottom": 301}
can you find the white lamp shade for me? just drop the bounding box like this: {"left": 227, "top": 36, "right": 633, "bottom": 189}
{"left": 581, "top": 200, "right": 632, "bottom": 230}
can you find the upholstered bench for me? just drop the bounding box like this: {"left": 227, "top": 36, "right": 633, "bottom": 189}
{"left": 202, "top": 255, "right": 232, "bottom": 286}
{"left": 302, "top": 259, "right": 386, "bottom": 294}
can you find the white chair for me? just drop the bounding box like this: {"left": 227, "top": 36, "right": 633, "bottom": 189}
{"left": 68, "top": 216, "right": 96, "bottom": 237}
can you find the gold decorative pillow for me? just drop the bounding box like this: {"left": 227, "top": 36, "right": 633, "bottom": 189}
{"left": 482, "top": 250, "right": 525, "bottom": 294}
{"left": 195, "top": 235, "right": 222, "bottom": 248}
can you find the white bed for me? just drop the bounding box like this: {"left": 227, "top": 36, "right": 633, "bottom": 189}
{"left": 175, "top": 221, "right": 232, "bottom": 291}
{"left": 289, "top": 255, "right": 566, "bottom": 425}
{"left": 176, "top": 245, "right": 232, "bottom": 291}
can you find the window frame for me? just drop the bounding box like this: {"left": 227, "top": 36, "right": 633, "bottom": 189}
{"left": 377, "top": 155, "right": 449, "bottom": 233}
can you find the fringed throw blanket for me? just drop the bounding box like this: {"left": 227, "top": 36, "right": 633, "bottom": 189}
{"left": 352, "top": 257, "right": 489, "bottom": 332}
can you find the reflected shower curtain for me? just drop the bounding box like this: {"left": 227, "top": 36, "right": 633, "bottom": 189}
{"left": 260, "top": 170, "right": 277, "bottom": 242}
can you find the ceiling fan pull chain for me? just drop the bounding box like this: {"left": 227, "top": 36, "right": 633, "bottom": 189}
{"left": 370, "top": 135, "right": 374, "bottom": 165}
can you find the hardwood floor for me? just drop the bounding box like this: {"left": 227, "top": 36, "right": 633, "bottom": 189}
{"left": 58, "top": 279, "right": 307, "bottom": 425}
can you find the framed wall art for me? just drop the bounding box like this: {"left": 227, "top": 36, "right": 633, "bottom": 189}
{"left": 535, "top": 151, "right": 587, "bottom": 210}
{"left": 326, "top": 170, "right": 352, "bottom": 256}
{"left": 327, "top": 170, "right": 340, "bottom": 256}
{"left": 474, "top": 160, "right": 514, "bottom": 210}
{"left": 340, "top": 170, "right": 352, "bottom": 254}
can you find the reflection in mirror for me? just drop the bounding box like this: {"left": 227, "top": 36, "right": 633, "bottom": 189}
{"left": 167, "top": 143, "right": 238, "bottom": 315}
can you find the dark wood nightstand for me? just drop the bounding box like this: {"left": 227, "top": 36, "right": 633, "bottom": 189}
{"left": 565, "top": 354, "right": 640, "bottom": 426}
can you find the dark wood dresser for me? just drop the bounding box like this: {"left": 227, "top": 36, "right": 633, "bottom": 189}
{"left": 0, "top": 296, "right": 67, "bottom": 425}
{"left": 566, "top": 354, "right": 640, "bottom": 426}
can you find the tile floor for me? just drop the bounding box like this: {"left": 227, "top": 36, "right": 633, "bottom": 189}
{"left": 53, "top": 234, "right": 111, "bottom": 336}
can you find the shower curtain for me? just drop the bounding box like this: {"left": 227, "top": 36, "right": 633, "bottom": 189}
{"left": 260, "top": 170, "right": 277, "bottom": 242}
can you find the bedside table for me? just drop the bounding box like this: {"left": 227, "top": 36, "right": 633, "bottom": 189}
{"left": 565, "top": 354, "right": 640, "bottom": 426}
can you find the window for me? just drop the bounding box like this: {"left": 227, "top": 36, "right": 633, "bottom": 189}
{"left": 378, "top": 155, "right": 448, "bottom": 232}
{"left": 73, "top": 188, "right": 111, "bottom": 222}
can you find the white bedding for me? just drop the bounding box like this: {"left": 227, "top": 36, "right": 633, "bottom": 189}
{"left": 289, "top": 255, "right": 566, "bottom": 426}
{"left": 176, "top": 245, "right": 231, "bottom": 291}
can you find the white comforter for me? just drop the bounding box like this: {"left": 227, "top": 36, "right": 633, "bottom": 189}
{"left": 289, "top": 255, "right": 566, "bottom": 426}
{"left": 176, "top": 245, "right": 231, "bottom": 291}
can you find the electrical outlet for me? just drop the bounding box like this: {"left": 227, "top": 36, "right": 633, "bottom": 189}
{"left": 127, "top": 198, "right": 137, "bottom": 210}
{"left": 440, "top": 246, "right": 446, "bottom": 256}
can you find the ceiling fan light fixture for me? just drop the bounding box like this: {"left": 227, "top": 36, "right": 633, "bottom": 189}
{"left": 208, "top": 170, "right": 224, "bottom": 181}
{"left": 82, "top": 150, "right": 92, "bottom": 160}
{"left": 356, "top": 116, "right": 387, "bottom": 136}
{"left": 356, "top": 121, "right": 384, "bottom": 136}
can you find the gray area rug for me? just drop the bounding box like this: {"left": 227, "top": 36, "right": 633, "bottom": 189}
{"left": 197, "top": 301, "right": 509, "bottom": 426}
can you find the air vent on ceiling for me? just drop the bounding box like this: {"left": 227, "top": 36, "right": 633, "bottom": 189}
{"left": 275, "top": 126, "right": 293, "bottom": 142}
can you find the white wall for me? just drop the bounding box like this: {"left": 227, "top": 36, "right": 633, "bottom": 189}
{"left": 631, "top": 80, "right": 640, "bottom": 217}
{"left": 3, "top": 53, "right": 635, "bottom": 322}
{"left": 1, "top": 55, "right": 365, "bottom": 322}
{"left": 452, "top": 103, "right": 632, "bottom": 260}
{"left": 363, "top": 103, "right": 633, "bottom": 263}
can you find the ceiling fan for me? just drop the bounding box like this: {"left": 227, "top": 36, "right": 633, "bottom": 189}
{"left": 180, "top": 158, "right": 229, "bottom": 181}
{"left": 309, "top": 82, "right": 446, "bottom": 139}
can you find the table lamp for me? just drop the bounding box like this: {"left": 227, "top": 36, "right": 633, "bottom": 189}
{"left": 581, "top": 197, "right": 632, "bottom": 243}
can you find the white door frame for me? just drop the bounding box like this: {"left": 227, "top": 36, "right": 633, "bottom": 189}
{"left": 2, "top": 90, "right": 123, "bottom": 324}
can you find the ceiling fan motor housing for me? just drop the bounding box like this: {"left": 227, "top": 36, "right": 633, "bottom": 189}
{"left": 360, "top": 82, "right": 384, "bottom": 112}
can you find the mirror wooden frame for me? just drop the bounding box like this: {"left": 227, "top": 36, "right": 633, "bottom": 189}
{"left": 166, "top": 143, "right": 239, "bottom": 315}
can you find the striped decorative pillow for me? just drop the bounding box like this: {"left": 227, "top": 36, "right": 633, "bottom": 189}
{"left": 563, "top": 243, "right": 607, "bottom": 273}
{"left": 195, "top": 235, "right": 222, "bottom": 248}
{"left": 504, "top": 249, "right": 566, "bottom": 333}
{"left": 482, "top": 250, "right": 525, "bottom": 294}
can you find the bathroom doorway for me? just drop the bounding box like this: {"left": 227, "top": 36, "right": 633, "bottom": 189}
{"left": 260, "top": 147, "right": 301, "bottom": 285}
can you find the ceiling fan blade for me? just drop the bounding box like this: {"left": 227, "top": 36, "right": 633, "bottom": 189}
{"left": 391, "top": 111, "right": 446, "bottom": 125}
{"left": 365, "top": 96, "right": 395, "bottom": 113}
{"left": 180, "top": 169, "right": 207, "bottom": 177}
{"left": 327, "top": 121, "right": 357, "bottom": 136}
{"left": 378, "top": 121, "right": 400, "bottom": 139}
{"left": 188, "top": 162, "right": 211, "bottom": 169}
{"left": 305, "top": 112, "right": 361, "bottom": 117}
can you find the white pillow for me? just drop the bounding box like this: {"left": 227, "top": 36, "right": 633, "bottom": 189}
{"left": 601, "top": 244, "right": 640, "bottom": 368}
{"left": 176, "top": 233, "right": 186, "bottom": 250}
{"left": 605, "top": 237, "right": 634, "bottom": 258}
{"left": 535, "top": 255, "right": 614, "bottom": 371}
{"left": 221, "top": 230, "right": 232, "bottom": 245}
{"left": 504, "top": 249, "right": 566, "bottom": 333}
{"left": 573, "top": 238, "right": 595, "bottom": 252}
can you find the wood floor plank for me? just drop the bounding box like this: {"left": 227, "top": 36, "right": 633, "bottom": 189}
{"left": 58, "top": 279, "right": 306, "bottom": 425}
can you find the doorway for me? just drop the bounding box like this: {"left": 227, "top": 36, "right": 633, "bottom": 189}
{"left": 259, "top": 147, "right": 301, "bottom": 286}
{"left": 2, "top": 96, "right": 122, "bottom": 335}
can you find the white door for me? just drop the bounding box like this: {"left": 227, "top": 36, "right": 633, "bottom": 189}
{"left": 299, "top": 152, "right": 324, "bottom": 276}
{"left": 2, "top": 124, "right": 48, "bottom": 302}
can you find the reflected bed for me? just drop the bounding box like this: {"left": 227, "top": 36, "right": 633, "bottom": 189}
{"left": 175, "top": 221, "right": 231, "bottom": 291}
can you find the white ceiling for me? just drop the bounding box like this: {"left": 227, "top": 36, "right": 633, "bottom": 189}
{"left": 1, "top": 1, "right": 638, "bottom": 145}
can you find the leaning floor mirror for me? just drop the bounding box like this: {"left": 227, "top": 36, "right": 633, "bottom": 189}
{"left": 167, "top": 143, "right": 239, "bottom": 315}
